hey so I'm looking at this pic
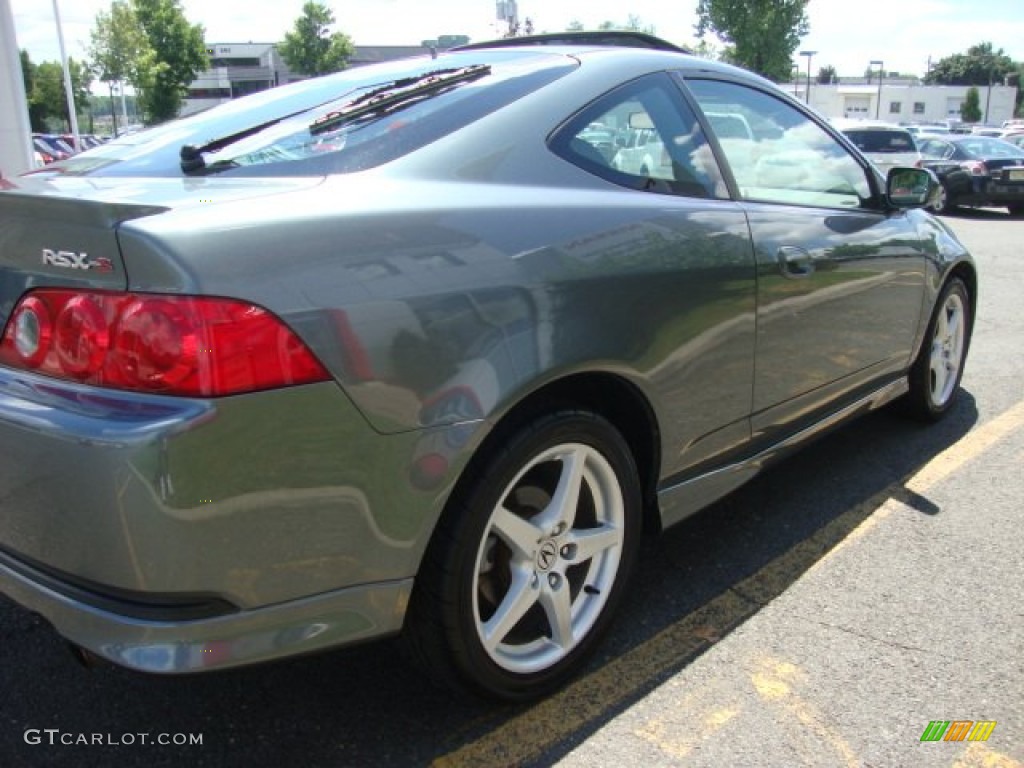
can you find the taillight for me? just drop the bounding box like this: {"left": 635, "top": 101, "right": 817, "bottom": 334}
{"left": 0, "top": 289, "right": 331, "bottom": 397}
{"left": 962, "top": 160, "right": 988, "bottom": 176}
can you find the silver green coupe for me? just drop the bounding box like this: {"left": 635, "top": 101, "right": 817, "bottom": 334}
{"left": 0, "top": 33, "right": 975, "bottom": 701}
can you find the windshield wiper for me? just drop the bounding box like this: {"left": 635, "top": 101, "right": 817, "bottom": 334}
{"left": 180, "top": 95, "right": 351, "bottom": 174}
{"left": 309, "top": 65, "right": 491, "bottom": 135}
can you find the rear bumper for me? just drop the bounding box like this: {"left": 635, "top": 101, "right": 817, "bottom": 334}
{"left": 958, "top": 178, "right": 1024, "bottom": 205}
{"left": 0, "top": 549, "right": 410, "bottom": 672}
{"left": 0, "top": 368, "right": 465, "bottom": 671}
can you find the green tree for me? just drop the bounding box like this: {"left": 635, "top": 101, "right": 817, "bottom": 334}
{"left": 31, "top": 57, "right": 92, "bottom": 132}
{"left": 695, "top": 0, "right": 810, "bottom": 82}
{"left": 692, "top": 39, "right": 721, "bottom": 60}
{"left": 960, "top": 86, "right": 982, "bottom": 122}
{"left": 278, "top": 1, "right": 354, "bottom": 77}
{"left": 925, "top": 42, "right": 1015, "bottom": 86}
{"left": 817, "top": 65, "right": 836, "bottom": 84}
{"left": 89, "top": 1, "right": 154, "bottom": 133}
{"left": 133, "top": 0, "right": 207, "bottom": 124}
{"left": 577, "top": 16, "right": 656, "bottom": 34}
{"left": 20, "top": 50, "right": 47, "bottom": 131}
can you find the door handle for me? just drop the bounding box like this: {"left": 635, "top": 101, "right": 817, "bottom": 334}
{"left": 776, "top": 246, "right": 815, "bottom": 279}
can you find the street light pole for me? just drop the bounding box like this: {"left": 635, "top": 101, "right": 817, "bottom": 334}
{"left": 870, "top": 59, "right": 884, "bottom": 119}
{"left": 984, "top": 61, "right": 994, "bottom": 124}
{"left": 799, "top": 50, "right": 817, "bottom": 105}
{"left": 52, "top": 0, "right": 81, "bottom": 151}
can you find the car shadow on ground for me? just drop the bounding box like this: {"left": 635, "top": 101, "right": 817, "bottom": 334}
{"left": 941, "top": 206, "right": 1018, "bottom": 220}
{"left": 1, "top": 394, "right": 979, "bottom": 768}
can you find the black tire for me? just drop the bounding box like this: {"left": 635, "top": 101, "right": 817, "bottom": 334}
{"left": 1008, "top": 203, "right": 1024, "bottom": 217}
{"left": 904, "top": 277, "right": 972, "bottom": 421}
{"left": 403, "top": 410, "right": 641, "bottom": 701}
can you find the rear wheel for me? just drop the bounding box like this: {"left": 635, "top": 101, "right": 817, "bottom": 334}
{"left": 904, "top": 277, "right": 972, "bottom": 421}
{"left": 404, "top": 410, "right": 641, "bottom": 701}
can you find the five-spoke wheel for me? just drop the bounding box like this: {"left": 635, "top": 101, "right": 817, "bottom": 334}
{"left": 905, "top": 277, "right": 972, "bottom": 420}
{"left": 405, "top": 411, "right": 640, "bottom": 701}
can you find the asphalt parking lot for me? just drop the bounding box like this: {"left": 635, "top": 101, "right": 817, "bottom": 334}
{"left": 1, "top": 209, "right": 1021, "bottom": 768}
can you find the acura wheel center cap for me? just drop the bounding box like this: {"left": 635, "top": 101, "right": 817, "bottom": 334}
{"left": 536, "top": 540, "right": 559, "bottom": 572}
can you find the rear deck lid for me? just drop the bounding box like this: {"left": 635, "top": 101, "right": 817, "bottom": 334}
{"left": 0, "top": 179, "right": 162, "bottom": 327}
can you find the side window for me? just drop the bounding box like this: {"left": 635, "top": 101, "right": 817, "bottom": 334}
{"left": 919, "top": 139, "right": 953, "bottom": 159}
{"left": 550, "top": 73, "right": 728, "bottom": 200}
{"left": 686, "top": 79, "right": 873, "bottom": 209}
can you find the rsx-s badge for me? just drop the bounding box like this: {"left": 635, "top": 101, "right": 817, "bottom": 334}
{"left": 41, "top": 249, "right": 114, "bottom": 273}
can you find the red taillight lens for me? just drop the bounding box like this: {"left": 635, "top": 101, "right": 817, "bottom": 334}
{"left": 110, "top": 298, "right": 201, "bottom": 390}
{"left": 962, "top": 160, "right": 988, "bottom": 176}
{"left": 54, "top": 294, "right": 112, "bottom": 377}
{"left": 0, "top": 290, "right": 330, "bottom": 397}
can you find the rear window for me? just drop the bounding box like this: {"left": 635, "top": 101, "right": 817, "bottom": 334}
{"left": 843, "top": 129, "right": 916, "bottom": 153}
{"left": 37, "top": 51, "right": 575, "bottom": 178}
{"left": 956, "top": 137, "right": 1024, "bottom": 158}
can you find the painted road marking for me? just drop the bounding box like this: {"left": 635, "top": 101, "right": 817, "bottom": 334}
{"left": 433, "top": 400, "right": 1024, "bottom": 767}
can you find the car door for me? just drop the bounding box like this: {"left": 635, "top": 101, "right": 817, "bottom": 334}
{"left": 550, "top": 72, "right": 756, "bottom": 489}
{"left": 682, "top": 77, "right": 928, "bottom": 444}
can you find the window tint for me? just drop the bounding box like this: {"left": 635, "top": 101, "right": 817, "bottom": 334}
{"left": 686, "top": 79, "right": 873, "bottom": 209}
{"left": 551, "top": 73, "right": 728, "bottom": 200}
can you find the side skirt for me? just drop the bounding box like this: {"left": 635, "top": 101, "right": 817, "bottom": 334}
{"left": 656, "top": 377, "right": 910, "bottom": 530}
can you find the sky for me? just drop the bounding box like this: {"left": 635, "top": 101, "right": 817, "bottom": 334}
{"left": 9, "top": 0, "right": 1024, "bottom": 81}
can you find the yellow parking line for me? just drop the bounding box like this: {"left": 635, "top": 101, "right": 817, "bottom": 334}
{"left": 433, "top": 401, "right": 1024, "bottom": 767}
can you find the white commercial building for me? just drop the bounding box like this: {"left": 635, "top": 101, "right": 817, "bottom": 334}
{"left": 792, "top": 80, "right": 1018, "bottom": 126}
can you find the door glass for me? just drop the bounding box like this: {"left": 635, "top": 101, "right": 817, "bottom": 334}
{"left": 686, "top": 79, "right": 873, "bottom": 209}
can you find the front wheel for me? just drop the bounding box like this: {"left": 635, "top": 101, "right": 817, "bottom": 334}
{"left": 904, "top": 277, "right": 972, "bottom": 421}
{"left": 404, "top": 410, "right": 641, "bottom": 701}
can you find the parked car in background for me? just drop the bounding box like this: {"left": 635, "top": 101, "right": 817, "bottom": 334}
{"left": 1001, "top": 133, "right": 1024, "bottom": 150}
{"left": 916, "top": 134, "right": 1024, "bottom": 216}
{"left": 831, "top": 120, "right": 922, "bottom": 175}
{"left": 0, "top": 32, "right": 975, "bottom": 702}
{"left": 31, "top": 137, "right": 55, "bottom": 165}
{"left": 611, "top": 111, "right": 671, "bottom": 177}
{"left": 917, "top": 156, "right": 974, "bottom": 214}
{"left": 32, "top": 134, "right": 75, "bottom": 162}
{"left": 905, "top": 123, "right": 950, "bottom": 136}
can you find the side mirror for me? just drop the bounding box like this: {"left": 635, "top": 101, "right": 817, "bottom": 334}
{"left": 886, "top": 167, "right": 936, "bottom": 209}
